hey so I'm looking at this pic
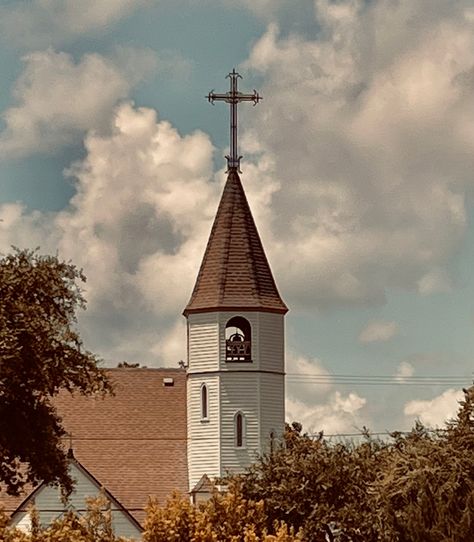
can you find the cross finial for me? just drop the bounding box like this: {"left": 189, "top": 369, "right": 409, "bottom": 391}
{"left": 207, "top": 69, "right": 262, "bottom": 172}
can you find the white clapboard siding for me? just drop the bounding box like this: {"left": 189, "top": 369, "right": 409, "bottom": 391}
{"left": 187, "top": 374, "right": 220, "bottom": 490}
{"left": 259, "top": 373, "right": 285, "bottom": 452}
{"left": 188, "top": 313, "right": 220, "bottom": 373}
{"left": 258, "top": 312, "right": 284, "bottom": 372}
{"left": 219, "top": 372, "right": 260, "bottom": 476}
{"left": 187, "top": 309, "right": 285, "bottom": 490}
{"left": 12, "top": 462, "right": 141, "bottom": 540}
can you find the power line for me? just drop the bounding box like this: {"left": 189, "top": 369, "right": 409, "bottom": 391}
{"left": 308, "top": 428, "right": 448, "bottom": 438}
{"left": 285, "top": 372, "right": 472, "bottom": 386}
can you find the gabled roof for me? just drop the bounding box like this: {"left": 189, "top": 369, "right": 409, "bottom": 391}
{"left": 0, "top": 368, "right": 187, "bottom": 525}
{"left": 10, "top": 454, "right": 142, "bottom": 533}
{"left": 190, "top": 473, "right": 215, "bottom": 494}
{"left": 184, "top": 168, "right": 288, "bottom": 315}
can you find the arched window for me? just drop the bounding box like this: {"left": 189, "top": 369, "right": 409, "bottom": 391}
{"left": 234, "top": 411, "right": 245, "bottom": 448}
{"left": 225, "top": 317, "right": 251, "bottom": 362}
{"left": 201, "top": 384, "right": 208, "bottom": 420}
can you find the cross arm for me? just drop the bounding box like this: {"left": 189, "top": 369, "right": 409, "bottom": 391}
{"left": 207, "top": 91, "right": 262, "bottom": 105}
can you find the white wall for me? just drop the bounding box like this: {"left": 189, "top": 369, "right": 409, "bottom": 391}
{"left": 187, "top": 310, "right": 285, "bottom": 489}
{"left": 187, "top": 374, "right": 221, "bottom": 490}
{"left": 12, "top": 462, "right": 142, "bottom": 540}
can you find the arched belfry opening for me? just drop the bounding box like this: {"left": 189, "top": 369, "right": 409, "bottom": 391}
{"left": 225, "top": 316, "right": 251, "bottom": 362}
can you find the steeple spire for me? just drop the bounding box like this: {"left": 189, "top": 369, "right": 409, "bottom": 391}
{"left": 183, "top": 168, "right": 287, "bottom": 315}
{"left": 207, "top": 69, "right": 262, "bottom": 171}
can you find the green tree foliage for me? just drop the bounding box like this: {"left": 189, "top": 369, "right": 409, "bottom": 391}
{"left": 0, "top": 249, "right": 111, "bottom": 496}
{"left": 375, "top": 388, "right": 474, "bottom": 542}
{"left": 235, "top": 388, "right": 474, "bottom": 541}
{"left": 234, "top": 422, "right": 386, "bottom": 541}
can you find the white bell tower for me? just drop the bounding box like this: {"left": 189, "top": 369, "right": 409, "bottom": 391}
{"left": 183, "top": 167, "right": 288, "bottom": 493}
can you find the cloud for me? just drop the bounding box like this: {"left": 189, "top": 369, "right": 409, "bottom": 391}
{"left": 0, "top": 49, "right": 157, "bottom": 158}
{"left": 286, "top": 353, "right": 332, "bottom": 402}
{"left": 285, "top": 352, "right": 369, "bottom": 433}
{"left": 404, "top": 388, "right": 463, "bottom": 427}
{"left": 239, "top": 0, "right": 474, "bottom": 309}
{"left": 286, "top": 391, "right": 367, "bottom": 435}
{"left": 358, "top": 320, "right": 399, "bottom": 344}
{"left": 0, "top": 102, "right": 216, "bottom": 366}
{"left": 0, "top": 0, "right": 148, "bottom": 48}
{"left": 417, "top": 268, "right": 453, "bottom": 296}
{"left": 393, "top": 361, "right": 414, "bottom": 383}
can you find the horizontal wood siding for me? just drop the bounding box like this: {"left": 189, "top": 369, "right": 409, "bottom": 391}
{"left": 219, "top": 373, "right": 260, "bottom": 477}
{"left": 259, "top": 373, "right": 285, "bottom": 454}
{"left": 13, "top": 463, "right": 141, "bottom": 539}
{"left": 187, "top": 375, "right": 220, "bottom": 490}
{"left": 188, "top": 313, "right": 219, "bottom": 373}
{"left": 259, "top": 313, "right": 284, "bottom": 372}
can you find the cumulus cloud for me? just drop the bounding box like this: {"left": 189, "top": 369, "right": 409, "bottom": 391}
{"left": 0, "top": 49, "right": 157, "bottom": 158}
{"left": 404, "top": 388, "right": 463, "bottom": 427}
{"left": 285, "top": 352, "right": 369, "bottom": 433}
{"left": 286, "top": 391, "right": 367, "bottom": 435}
{"left": 358, "top": 320, "right": 399, "bottom": 344}
{"left": 0, "top": 0, "right": 148, "bottom": 48}
{"left": 0, "top": 102, "right": 216, "bottom": 366}
{"left": 239, "top": 0, "right": 474, "bottom": 309}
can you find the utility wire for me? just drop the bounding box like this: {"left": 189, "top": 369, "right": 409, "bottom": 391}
{"left": 285, "top": 372, "right": 472, "bottom": 386}
{"left": 308, "top": 428, "right": 448, "bottom": 438}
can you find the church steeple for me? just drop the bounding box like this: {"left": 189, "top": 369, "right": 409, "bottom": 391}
{"left": 185, "top": 71, "right": 287, "bottom": 494}
{"left": 184, "top": 168, "right": 287, "bottom": 316}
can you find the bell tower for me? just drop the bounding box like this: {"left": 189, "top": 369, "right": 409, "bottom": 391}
{"left": 184, "top": 71, "right": 287, "bottom": 492}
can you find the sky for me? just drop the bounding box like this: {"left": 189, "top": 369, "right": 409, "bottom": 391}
{"left": 1, "top": 0, "right": 474, "bottom": 436}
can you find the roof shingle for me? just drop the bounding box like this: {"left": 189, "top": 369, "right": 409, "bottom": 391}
{"left": 184, "top": 168, "right": 287, "bottom": 315}
{"left": 0, "top": 368, "right": 188, "bottom": 525}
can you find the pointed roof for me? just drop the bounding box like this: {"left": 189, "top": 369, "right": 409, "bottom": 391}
{"left": 184, "top": 168, "right": 287, "bottom": 315}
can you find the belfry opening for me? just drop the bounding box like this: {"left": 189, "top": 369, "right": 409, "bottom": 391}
{"left": 225, "top": 316, "right": 251, "bottom": 362}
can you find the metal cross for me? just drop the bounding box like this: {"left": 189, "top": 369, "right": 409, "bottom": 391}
{"left": 207, "top": 69, "right": 262, "bottom": 171}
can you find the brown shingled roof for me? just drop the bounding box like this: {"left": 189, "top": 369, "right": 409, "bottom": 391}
{"left": 184, "top": 168, "right": 288, "bottom": 315}
{"left": 0, "top": 368, "right": 188, "bottom": 525}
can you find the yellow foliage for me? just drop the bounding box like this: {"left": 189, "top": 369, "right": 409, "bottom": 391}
{"left": 142, "top": 488, "right": 301, "bottom": 542}
{"left": 0, "top": 487, "right": 301, "bottom": 542}
{"left": 0, "top": 496, "right": 133, "bottom": 542}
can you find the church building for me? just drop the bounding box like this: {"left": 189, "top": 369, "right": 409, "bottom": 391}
{"left": 0, "top": 71, "right": 288, "bottom": 538}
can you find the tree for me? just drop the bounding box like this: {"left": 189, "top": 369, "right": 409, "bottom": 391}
{"left": 375, "top": 390, "right": 474, "bottom": 542}
{"left": 233, "top": 389, "right": 474, "bottom": 541}
{"left": 0, "top": 249, "right": 111, "bottom": 496}
{"left": 0, "top": 490, "right": 302, "bottom": 542}
{"left": 143, "top": 489, "right": 302, "bottom": 542}
{"left": 234, "top": 422, "right": 387, "bottom": 541}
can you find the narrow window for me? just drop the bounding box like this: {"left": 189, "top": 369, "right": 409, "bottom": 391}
{"left": 201, "top": 384, "right": 208, "bottom": 420}
{"left": 235, "top": 411, "right": 245, "bottom": 448}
